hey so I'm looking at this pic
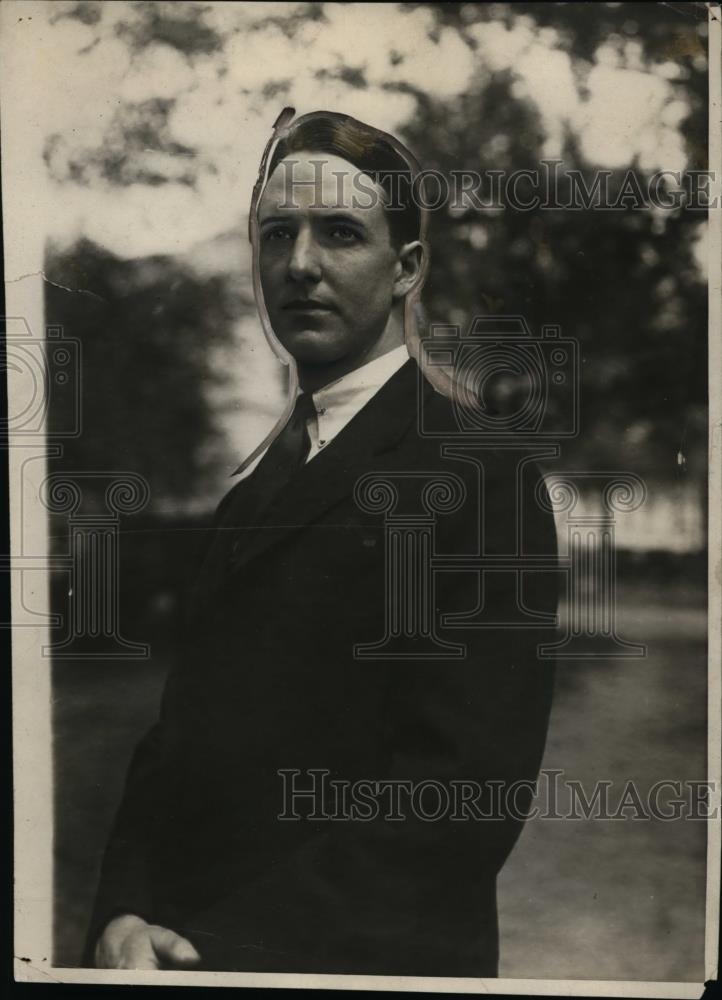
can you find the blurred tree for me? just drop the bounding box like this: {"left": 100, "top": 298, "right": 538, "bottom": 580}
{"left": 45, "top": 238, "right": 251, "bottom": 508}
{"left": 398, "top": 2, "right": 708, "bottom": 480}
{"left": 43, "top": 0, "right": 708, "bottom": 502}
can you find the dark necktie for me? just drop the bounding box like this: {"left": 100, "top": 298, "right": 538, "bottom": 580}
{"left": 191, "top": 393, "right": 316, "bottom": 607}
{"left": 236, "top": 391, "right": 316, "bottom": 524}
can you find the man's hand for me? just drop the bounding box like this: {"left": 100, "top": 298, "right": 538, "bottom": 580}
{"left": 94, "top": 914, "right": 201, "bottom": 970}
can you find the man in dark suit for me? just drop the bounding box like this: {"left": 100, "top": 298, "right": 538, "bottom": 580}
{"left": 88, "top": 111, "right": 558, "bottom": 976}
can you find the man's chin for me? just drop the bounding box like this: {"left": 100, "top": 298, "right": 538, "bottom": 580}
{"left": 275, "top": 327, "right": 349, "bottom": 365}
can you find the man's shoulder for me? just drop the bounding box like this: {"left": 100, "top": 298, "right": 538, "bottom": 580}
{"left": 397, "top": 382, "right": 545, "bottom": 477}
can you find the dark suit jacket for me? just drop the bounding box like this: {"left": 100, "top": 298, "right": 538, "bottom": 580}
{"left": 86, "top": 359, "right": 558, "bottom": 976}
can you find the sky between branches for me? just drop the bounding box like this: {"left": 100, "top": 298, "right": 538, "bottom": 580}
{"left": 24, "top": 0, "right": 705, "bottom": 259}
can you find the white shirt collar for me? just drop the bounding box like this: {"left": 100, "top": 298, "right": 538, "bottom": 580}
{"left": 307, "top": 344, "right": 409, "bottom": 453}
{"left": 235, "top": 344, "right": 410, "bottom": 478}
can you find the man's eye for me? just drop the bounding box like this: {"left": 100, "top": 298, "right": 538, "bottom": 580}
{"left": 264, "top": 228, "right": 293, "bottom": 241}
{"left": 329, "top": 225, "right": 359, "bottom": 241}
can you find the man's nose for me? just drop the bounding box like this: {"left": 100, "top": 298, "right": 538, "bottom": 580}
{"left": 287, "top": 227, "right": 321, "bottom": 283}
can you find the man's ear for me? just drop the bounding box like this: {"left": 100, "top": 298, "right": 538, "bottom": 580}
{"left": 393, "top": 240, "right": 425, "bottom": 299}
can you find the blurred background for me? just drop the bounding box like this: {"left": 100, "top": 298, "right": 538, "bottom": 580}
{"left": 41, "top": 1, "right": 708, "bottom": 980}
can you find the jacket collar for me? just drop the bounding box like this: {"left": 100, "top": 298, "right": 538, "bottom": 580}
{"left": 227, "top": 357, "right": 433, "bottom": 575}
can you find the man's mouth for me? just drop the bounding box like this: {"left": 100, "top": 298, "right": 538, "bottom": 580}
{"left": 282, "top": 299, "right": 336, "bottom": 313}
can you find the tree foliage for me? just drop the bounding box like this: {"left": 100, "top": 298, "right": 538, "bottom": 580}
{"left": 44, "top": 1, "right": 709, "bottom": 504}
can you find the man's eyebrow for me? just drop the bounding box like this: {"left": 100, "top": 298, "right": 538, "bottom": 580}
{"left": 259, "top": 215, "right": 294, "bottom": 227}
{"left": 259, "top": 211, "right": 369, "bottom": 229}
{"left": 321, "top": 211, "right": 368, "bottom": 227}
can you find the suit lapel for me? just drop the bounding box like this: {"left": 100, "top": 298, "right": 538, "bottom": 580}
{"left": 227, "top": 358, "right": 431, "bottom": 575}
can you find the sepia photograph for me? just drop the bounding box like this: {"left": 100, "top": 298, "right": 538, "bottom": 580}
{"left": 2, "top": 1, "right": 720, "bottom": 995}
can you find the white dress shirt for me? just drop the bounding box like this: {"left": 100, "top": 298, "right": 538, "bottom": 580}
{"left": 236, "top": 344, "right": 410, "bottom": 481}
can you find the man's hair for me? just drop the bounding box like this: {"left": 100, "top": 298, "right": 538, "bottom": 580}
{"left": 267, "top": 112, "right": 422, "bottom": 248}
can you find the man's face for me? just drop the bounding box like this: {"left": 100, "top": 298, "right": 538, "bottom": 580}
{"left": 257, "top": 151, "right": 401, "bottom": 365}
